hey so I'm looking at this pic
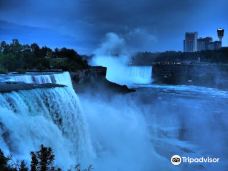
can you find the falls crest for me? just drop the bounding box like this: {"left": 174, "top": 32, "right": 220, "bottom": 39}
{"left": 106, "top": 66, "right": 152, "bottom": 85}
{"left": 0, "top": 72, "right": 94, "bottom": 169}
{"left": 1, "top": 72, "right": 73, "bottom": 87}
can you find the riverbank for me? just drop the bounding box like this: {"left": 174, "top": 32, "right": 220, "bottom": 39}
{"left": 70, "top": 66, "right": 135, "bottom": 94}
{"left": 152, "top": 63, "right": 228, "bottom": 89}
{"left": 0, "top": 68, "right": 135, "bottom": 94}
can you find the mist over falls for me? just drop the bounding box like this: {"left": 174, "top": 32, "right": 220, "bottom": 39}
{"left": 0, "top": 33, "right": 227, "bottom": 171}
{"left": 0, "top": 72, "right": 166, "bottom": 171}
{"left": 0, "top": 0, "right": 228, "bottom": 169}
{"left": 92, "top": 55, "right": 153, "bottom": 85}
{"left": 0, "top": 71, "right": 227, "bottom": 171}
{"left": 0, "top": 72, "right": 98, "bottom": 169}
{"left": 90, "top": 33, "right": 153, "bottom": 85}
{"left": 83, "top": 30, "right": 228, "bottom": 170}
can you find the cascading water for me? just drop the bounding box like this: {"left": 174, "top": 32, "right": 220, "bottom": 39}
{"left": 90, "top": 33, "right": 153, "bottom": 86}
{"left": 127, "top": 66, "right": 152, "bottom": 83}
{"left": 91, "top": 55, "right": 153, "bottom": 85}
{"left": 1, "top": 70, "right": 227, "bottom": 171}
{"left": 0, "top": 70, "right": 170, "bottom": 171}
{"left": 106, "top": 66, "right": 153, "bottom": 85}
{"left": 0, "top": 72, "right": 94, "bottom": 170}
{"left": 1, "top": 72, "right": 73, "bottom": 88}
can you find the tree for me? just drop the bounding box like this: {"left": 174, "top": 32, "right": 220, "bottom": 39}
{"left": 0, "top": 146, "right": 91, "bottom": 171}
{"left": 0, "top": 39, "right": 89, "bottom": 71}
{"left": 1, "top": 41, "right": 7, "bottom": 47}
{"left": 37, "top": 145, "right": 55, "bottom": 171}
{"left": 31, "top": 43, "right": 40, "bottom": 52}
{"left": 30, "top": 152, "right": 38, "bottom": 171}
{"left": 30, "top": 145, "right": 55, "bottom": 171}
{"left": 0, "top": 149, "right": 10, "bottom": 170}
{"left": 19, "top": 161, "right": 28, "bottom": 171}
{"left": 0, "top": 149, "right": 17, "bottom": 171}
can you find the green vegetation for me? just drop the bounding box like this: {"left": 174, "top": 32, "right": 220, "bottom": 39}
{"left": 132, "top": 48, "right": 228, "bottom": 65}
{"left": 0, "top": 39, "right": 89, "bottom": 73}
{"left": 0, "top": 145, "right": 93, "bottom": 171}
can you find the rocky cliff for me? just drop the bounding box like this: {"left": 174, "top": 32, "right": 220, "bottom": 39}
{"left": 70, "top": 66, "right": 135, "bottom": 94}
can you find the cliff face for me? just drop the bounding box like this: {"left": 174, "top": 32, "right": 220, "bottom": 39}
{"left": 70, "top": 66, "right": 135, "bottom": 94}
{"left": 153, "top": 64, "right": 228, "bottom": 89}
{"left": 70, "top": 66, "right": 107, "bottom": 84}
{"left": 0, "top": 68, "right": 134, "bottom": 94}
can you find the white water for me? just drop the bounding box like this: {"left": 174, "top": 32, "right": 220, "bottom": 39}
{"left": 91, "top": 55, "right": 152, "bottom": 85}
{"left": 0, "top": 71, "right": 168, "bottom": 171}
{"left": 0, "top": 70, "right": 227, "bottom": 171}
{"left": 106, "top": 65, "right": 152, "bottom": 85}
{"left": 90, "top": 33, "right": 153, "bottom": 86}
{"left": 0, "top": 72, "right": 94, "bottom": 170}
{"left": 0, "top": 72, "right": 73, "bottom": 88}
{"left": 80, "top": 93, "right": 171, "bottom": 171}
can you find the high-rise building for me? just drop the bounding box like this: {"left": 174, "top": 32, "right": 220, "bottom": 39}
{"left": 208, "top": 41, "right": 222, "bottom": 50}
{"left": 184, "top": 29, "right": 224, "bottom": 52}
{"left": 184, "top": 32, "right": 198, "bottom": 52}
{"left": 197, "top": 37, "right": 213, "bottom": 51}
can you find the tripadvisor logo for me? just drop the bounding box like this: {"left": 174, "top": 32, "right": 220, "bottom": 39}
{"left": 171, "top": 155, "right": 220, "bottom": 166}
{"left": 171, "top": 155, "right": 182, "bottom": 165}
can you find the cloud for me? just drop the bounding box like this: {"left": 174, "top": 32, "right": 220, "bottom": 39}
{"left": 124, "top": 28, "right": 157, "bottom": 52}
{"left": 0, "top": 0, "right": 227, "bottom": 53}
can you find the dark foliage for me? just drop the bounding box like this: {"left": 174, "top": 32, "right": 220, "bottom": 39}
{"left": 19, "top": 161, "right": 29, "bottom": 171}
{"left": 0, "top": 39, "right": 89, "bottom": 73}
{"left": 132, "top": 48, "right": 228, "bottom": 65}
{"left": 30, "top": 145, "right": 55, "bottom": 171}
{"left": 0, "top": 145, "right": 93, "bottom": 171}
{"left": 0, "top": 149, "right": 10, "bottom": 170}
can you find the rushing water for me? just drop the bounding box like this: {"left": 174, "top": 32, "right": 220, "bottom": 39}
{"left": 0, "top": 72, "right": 94, "bottom": 170}
{"left": 80, "top": 84, "right": 228, "bottom": 171}
{"left": 0, "top": 72, "right": 73, "bottom": 87}
{"left": 0, "top": 71, "right": 227, "bottom": 171}
{"left": 90, "top": 53, "right": 152, "bottom": 85}
{"left": 106, "top": 66, "right": 152, "bottom": 85}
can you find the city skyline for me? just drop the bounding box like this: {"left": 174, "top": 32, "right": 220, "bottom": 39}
{"left": 184, "top": 29, "right": 224, "bottom": 52}
{"left": 0, "top": 0, "right": 227, "bottom": 54}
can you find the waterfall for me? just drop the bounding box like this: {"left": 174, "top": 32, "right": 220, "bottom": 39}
{"left": 126, "top": 66, "right": 152, "bottom": 84}
{"left": 106, "top": 66, "right": 153, "bottom": 85}
{"left": 0, "top": 72, "right": 94, "bottom": 169}
{"left": 1, "top": 72, "right": 73, "bottom": 88}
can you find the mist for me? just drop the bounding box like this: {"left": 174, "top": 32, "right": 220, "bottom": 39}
{"left": 90, "top": 33, "right": 152, "bottom": 85}
{"left": 79, "top": 92, "right": 171, "bottom": 171}
{"left": 77, "top": 82, "right": 228, "bottom": 171}
{"left": 83, "top": 35, "right": 228, "bottom": 170}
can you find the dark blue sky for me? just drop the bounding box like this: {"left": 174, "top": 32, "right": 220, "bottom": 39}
{"left": 0, "top": 0, "right": 227, "bottom": 54}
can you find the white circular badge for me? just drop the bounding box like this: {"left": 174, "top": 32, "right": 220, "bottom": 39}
{"left": 171, "top": 155, "right": 182, "bottom": 165}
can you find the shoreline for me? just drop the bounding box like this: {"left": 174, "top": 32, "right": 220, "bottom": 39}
{"left": 0, "top": 69, "right": 135, "bottom": 94}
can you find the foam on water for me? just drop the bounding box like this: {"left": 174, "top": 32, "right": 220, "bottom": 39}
{"left": 136, "top": 84, "right": 228, "bottom": 98}
{"left": 0, "top": 72, "right": 94, "bottom": 169}
{"left": 0, "top": 70, "right": 227, "bottom": 171}
{"left": 1, "top": 72, "right": 73, "bottom": 88}
{"left": 0, "top": 87, "right": 95, "bottom": 169}
{"left": 106, "top": 65, "right": 152, "bottom": 85}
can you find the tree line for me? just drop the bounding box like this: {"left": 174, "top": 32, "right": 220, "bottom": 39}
{"left": 0, "top": 145, "right": 92, "bottom": 171}
{"left": 131, "top": 48, "right": 228, "bottom": 65}
{"left": 0, "top": 39, "right": 89, "bottom": 73}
